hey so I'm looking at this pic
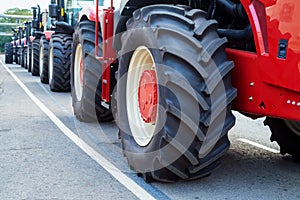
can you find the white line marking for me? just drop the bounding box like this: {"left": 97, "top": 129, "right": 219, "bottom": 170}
{"left": 0, "top": 61, "right": 156, "bottom": 200}
{"left": 237, "top": 138, "right": 280, "bottom": 154}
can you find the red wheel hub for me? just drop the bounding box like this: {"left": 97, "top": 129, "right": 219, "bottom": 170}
{"left": 80, "top": 59, "right": 83, "bottom": 85}
{"left": 138, "top": 70, "right": 158, "bottom": 123}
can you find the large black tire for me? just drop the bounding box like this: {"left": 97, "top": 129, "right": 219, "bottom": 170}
{"left": 39, "top": 36, "right": 49, "bottom": 84}
{"left": 31, "top": 38, "right": 40, "bottom": 76}
{"left": 5, "top": 43, "right": 13, "bottom": 64}
{"left": 265, "top": 118, "right": 300, "bottom": 160}
{"left": 48, "top": 34, "right": 72, "bottom": 92}
{"left": 13, "top": 42, "right": 18, "bottom": 64}
{"left": 24, "top": 47, "right": 28, "bottom": 69}
{"left": 17, "top": 46, "right": 21, "bottom": 65}
{"left": 27, "top": 41, "right": 32, "bottom": 72}
{"left": 20, "top": 43, "right": 25, "bottom": 68}
{"left": 117, "top": 5, "right": 237, "bottom": 182}
{"left": 71, "top": 20, "right": 113, "bottom": 122}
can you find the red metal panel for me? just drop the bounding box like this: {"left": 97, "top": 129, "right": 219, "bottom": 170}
{"left": 22, "top": 38, "right": 27, "bottom": 46}
{"left": 231, "top": 0, "right": 300, "bottom": 121}
{"left": 30, "top": 36, "right": 35, "bottom": 43}
{"left": 95, "top": 0, "right": 116, "bottom": 103}
{"left": 101, "top": 8, "right": 116, "bottom": 103}
{"left": 78, "top": 6, "right": 97, "bottom": 22}
{"left": 44, "top": 31, "right": 55, "bottom": 41}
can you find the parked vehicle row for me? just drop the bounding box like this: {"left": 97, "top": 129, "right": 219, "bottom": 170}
{"left": 4, "top": 0, "right": 300, "bottom": 183}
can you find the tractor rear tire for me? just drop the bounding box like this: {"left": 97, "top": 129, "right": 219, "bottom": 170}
{"left": 5, "top": 43, "right": 13, "bottom": 64}
{"left": 27, "top": 41, "right": 32, "bottom": 72}
{"left": 48, "top": 34, "right": 72, "bottom": 92}
{"left": 39, "top": 36, "right": 49, "bottom": 84}
{"left": 31, "top": 38, "right": 40, "bottom": 76}
{"left": 13, "top": 42, "right": 18, "bottom": 64}
{"left": 265, "top": 118, "right": 300, "bottom": 160}
{"left": 24, "top": 47, "right": 28, "bottom": 69}
{"left": 17, "top": 47, "right": 21, "bottom": 65}
{"left": 117, "top": 5, "right": 237, "bottom": 182}
{"left": 20, "top": 44, "right": 25, "bottom": 68}
{"left": 71, "top": 20, "right": 113, "bottom": 122}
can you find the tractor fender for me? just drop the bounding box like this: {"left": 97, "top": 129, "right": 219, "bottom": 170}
{"left": 53, "top": 21, "right": 74, "bottom": 36}
{"left": 78, "top": 6, "right": 105, "bottom": 34}
{"left": 44, "top": 30, "right": 55, "bottom": 41}
{"left": 119, "top": 0, "right": 186, "bottom": 15}
{"left": 17, "top": 39, "right": 21, "bottom": 47}
{"left": 78, "top": 6, "right": 97, "bottom": 22}
{"left": 30, "top": 36, "right": 35, "bottom": 43}
{"left": 21, "top": 38, "right": 27, "bottom": 47}
{"left": 78, "top": 6, "right": 121, "bottom": 37}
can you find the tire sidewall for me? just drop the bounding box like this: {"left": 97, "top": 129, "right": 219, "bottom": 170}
{"left": 71, "top": 29, "right": 82, "bottom": 114}
{"left": 31, "top": 39, "right": 40, "bottom": 76}
{"left": 71, "top": 21, "right": 104, "bottom": 121}
{"left": 118, "top": 26, "right": 168, "bottom": 171}
{"left": 39, "top": 38, "right": 44, "bottom": 77}
{"left": 40, "top": 37, "right": 49, "bottom": 83}
{"left": 28, "top": 42, "right": 32, "bottom": 72}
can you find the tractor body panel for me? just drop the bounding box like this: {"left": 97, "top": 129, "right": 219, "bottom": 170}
{"left": 227, "top": 0, "right": 300, "bottom": 121}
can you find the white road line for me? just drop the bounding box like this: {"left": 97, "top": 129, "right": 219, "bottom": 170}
{"left": 237, "top": 138, "right": 280, "bottom": 154}
{"left": 0, "top": 61, "right": 156, "bottom": 200}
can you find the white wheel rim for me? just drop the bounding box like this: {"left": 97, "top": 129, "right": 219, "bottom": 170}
{"left": 74, "top": 44, "right": 83, "bottom": 101}
{"left": 49, "top": 46, "right": 53, "bottom": 84}
{"left": 39, "top": 45, "right": 43, "bottom": 76}
{"left": 126, "top": 46, "right": 158, "bottom": 147}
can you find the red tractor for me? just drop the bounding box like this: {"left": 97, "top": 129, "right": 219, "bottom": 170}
{"left": 5, "top": 27, "right": 25, "bottom": 65}
{"left": 61, "top": 0, "right": 300, "bottom": 182}
{"left": 28, "top": 5, "right": 46, "bottom": 76}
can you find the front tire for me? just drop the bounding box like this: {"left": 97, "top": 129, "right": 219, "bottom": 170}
{"left": 27, "top": 41, "right": 32, "bottom": 72}
{"left": 24, "top": 47, "right": 28, "bottom": 69}
{"left": 5, "top": 43, "right": 13, "bottom": 64}
{"left": 17, "top": 46, "right": 21, "bottom": 65}
{"left": 117, "top": 5, "right": 237, "bottom": 182}
{"left": 20, "top": 43, "right": 25, "bottom": 68}
{"left": 71, "top": 20, "right": 112, "bottom": 122}
{"left": 265, "top": 118, "right": 300, "bottom": 160}
{"left": 48, "top": 34, "right": 72, "bottom": 92}
{"left": 13, "top": 42, "right": 18, "bottom": 64}
{"left": 39, "top": 36, "right": 49, "bottom": 84}
{"left": 31, "top": 38, "right": 40, "bottom": 76}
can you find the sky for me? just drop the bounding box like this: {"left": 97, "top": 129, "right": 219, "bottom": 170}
{"left": 0, "top": 0, "right": 50, "bottom": 13}
{"left": 0, "top": 1, "right": 123, "bottom": 13}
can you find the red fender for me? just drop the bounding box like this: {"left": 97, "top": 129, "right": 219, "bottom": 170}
{"left": 44, "top": 30, "right": 55, "bottom": 41}
{"left": 30, "top": 36, "right": 35, "bottom": 43}
{"left": 17, "top": 39, "right": 21, "bottom": 47}
{"left": 21, "top": 38, "right": 27, "bottom": 46}
{"left": 78, "top": 6, "right": 104, "bottom": 22}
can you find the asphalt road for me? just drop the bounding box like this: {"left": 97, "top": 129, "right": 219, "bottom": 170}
{"left": 0, "top": 55, "right": 299, "bottom": 199}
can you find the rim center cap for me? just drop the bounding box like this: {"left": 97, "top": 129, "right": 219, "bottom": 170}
{"left": 138, "top": 70, "right": 158, "bottom": 123}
